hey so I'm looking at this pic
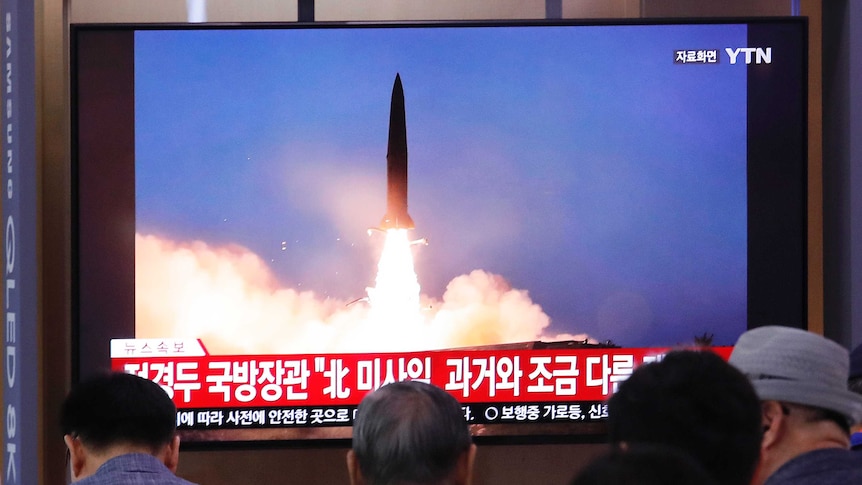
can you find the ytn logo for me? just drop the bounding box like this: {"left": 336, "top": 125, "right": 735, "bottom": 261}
{"left": 725, "top": 47, "right": 772, "bottom": 65}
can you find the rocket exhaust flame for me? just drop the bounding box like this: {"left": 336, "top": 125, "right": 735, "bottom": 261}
{"left": 366, "top": 229, "right": 422, "bottom": 329}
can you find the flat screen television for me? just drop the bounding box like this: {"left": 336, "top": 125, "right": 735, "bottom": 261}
{"left": 71, "top": 18, "right": 808, "bottom": 446}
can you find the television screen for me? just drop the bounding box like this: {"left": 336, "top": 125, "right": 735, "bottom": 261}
{"left": 72, "top": 18, "right": 807, "bottom": 445}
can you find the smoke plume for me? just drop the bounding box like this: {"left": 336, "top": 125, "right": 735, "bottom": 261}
{"left": 135, "top": 233, "right": 589, "bottom": 355}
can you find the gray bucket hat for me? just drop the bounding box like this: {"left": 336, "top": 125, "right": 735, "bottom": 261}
{"left": 729, "top": 325, "right": 862, "bottom": 425}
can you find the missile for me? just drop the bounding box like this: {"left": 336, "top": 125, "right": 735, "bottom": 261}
{"left": 379, "top": 73, "right": 415, "bottom": 230}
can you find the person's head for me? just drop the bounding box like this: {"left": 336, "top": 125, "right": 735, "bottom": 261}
{"left": 347, "top": 380, "right": 476, "bottom": 485}
{"left": 60, "top": 372, "right": 181, "bottom": 481}
{"left": 730, "top": 326, "right": 862, "bottom": 429}
{"left": 570, "top": 444, "right": 720, "bottom": 485}
{"left": 607, "top": 349, "right": 762, "bottom": 485}
{"left": 729, "top": 327, "right": 862, "bottom": 482}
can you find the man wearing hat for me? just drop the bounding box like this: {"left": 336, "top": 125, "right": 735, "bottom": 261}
{"left": 729, "top": 326, "right": 862, "bottom": 484}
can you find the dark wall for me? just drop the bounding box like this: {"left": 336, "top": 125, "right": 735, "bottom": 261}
{"left": 823, "top": 1, "right": 862, "bottom": 348}
{"left": 177, "top": 443, "right": 608, "bottom": 485}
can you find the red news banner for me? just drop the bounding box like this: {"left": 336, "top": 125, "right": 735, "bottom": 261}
{"left": 111, "top": 340, "right": 731, "bottom": 430}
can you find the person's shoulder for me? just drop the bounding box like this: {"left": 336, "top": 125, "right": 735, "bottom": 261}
{"left": 164, "top": 474, "right": 199, "bottom": 485}
{"left": 76, "top": 473, "right": 198, "bottom": 485}
{"left": 76, "top": 453, "right": 199, "bottom": 485}
{"left": 117, "top": 453, "right": 199, "bottom": 485}
{"left": 766, "top": 448, "right": 862, "bottom": 485}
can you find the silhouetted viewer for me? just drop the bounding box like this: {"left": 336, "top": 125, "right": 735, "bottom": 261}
{"left": 607, "top": 349, "right": 762, "bottom": 485}
{"left": 61, "top": 372, "right": 198, "bottom": 484}
{"left": 729, "top": 326, "right": 862, "bottom": 484}
{"left": 347, "top": 380, "right": 476, "bottom": 485}
{"left": 570, "top": 444, "right": 719, "bottom": 485}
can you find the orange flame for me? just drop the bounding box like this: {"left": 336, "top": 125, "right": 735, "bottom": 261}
{"left": 366, "top": 229, "right": 423, "bottom": 339}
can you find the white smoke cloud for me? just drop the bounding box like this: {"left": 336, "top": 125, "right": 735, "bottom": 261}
{"left": 135, "top": 233, "right": 590, "bottom": 355}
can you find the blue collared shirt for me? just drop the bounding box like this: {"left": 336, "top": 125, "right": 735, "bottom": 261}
{"left": 75, "top": 453, "right": 198, "bottom": 485}
{"left": 765, "top": 448, "right": 862, "bottom": 485}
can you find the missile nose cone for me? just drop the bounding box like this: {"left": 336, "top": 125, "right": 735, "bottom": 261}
{"left": 388, "top": 75, "right": 407, "bottom": 159}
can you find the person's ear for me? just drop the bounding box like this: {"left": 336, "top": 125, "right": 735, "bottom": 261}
{"left": 761, "top": 400, "right": 786, "bottom": 450}
{"left": 346, "top": 450, "right": 365, "bottom": 485}
{"left": 455, "top": 444, "right": 477, "bottom": 485}
{"left": 64, "top": 434, "right": 86, "bottom": 481}
{"left": 162, "top": 435, "right": 181, "bottom": 473}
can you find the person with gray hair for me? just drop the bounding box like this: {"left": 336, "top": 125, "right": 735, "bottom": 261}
{"left": 346, "top": 380, "right": 476, "bottom": 485}
{"left": 729, "top": 326, "right": 862, "bottom": 485}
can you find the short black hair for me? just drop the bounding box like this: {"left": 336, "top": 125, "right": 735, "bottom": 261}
{"left": 352, "top": 380, "right": 472, "bottom": 485}
{"left": 608, "top": 350, "right": 762, "bottom": 485}
{"left": 570, "top": 444, "right": 719, "bottom": 485}
{"left": 780, "top": 401, "right": 851, "bottom": 435}
{"left": 60, "top": 372, "right": 177, "bottom": 452}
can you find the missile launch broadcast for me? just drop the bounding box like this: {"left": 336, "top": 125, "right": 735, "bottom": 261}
{"left": 117, "top": 22, "right": 757, "bottom": 441}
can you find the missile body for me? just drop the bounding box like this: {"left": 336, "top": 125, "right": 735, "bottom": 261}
{"left": 380, "top": 73, "right": 415, "bottom": 230}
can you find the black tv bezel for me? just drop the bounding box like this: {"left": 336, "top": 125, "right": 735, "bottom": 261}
{"left": 70, "top": 17, "right": 808, "bottom": 447}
